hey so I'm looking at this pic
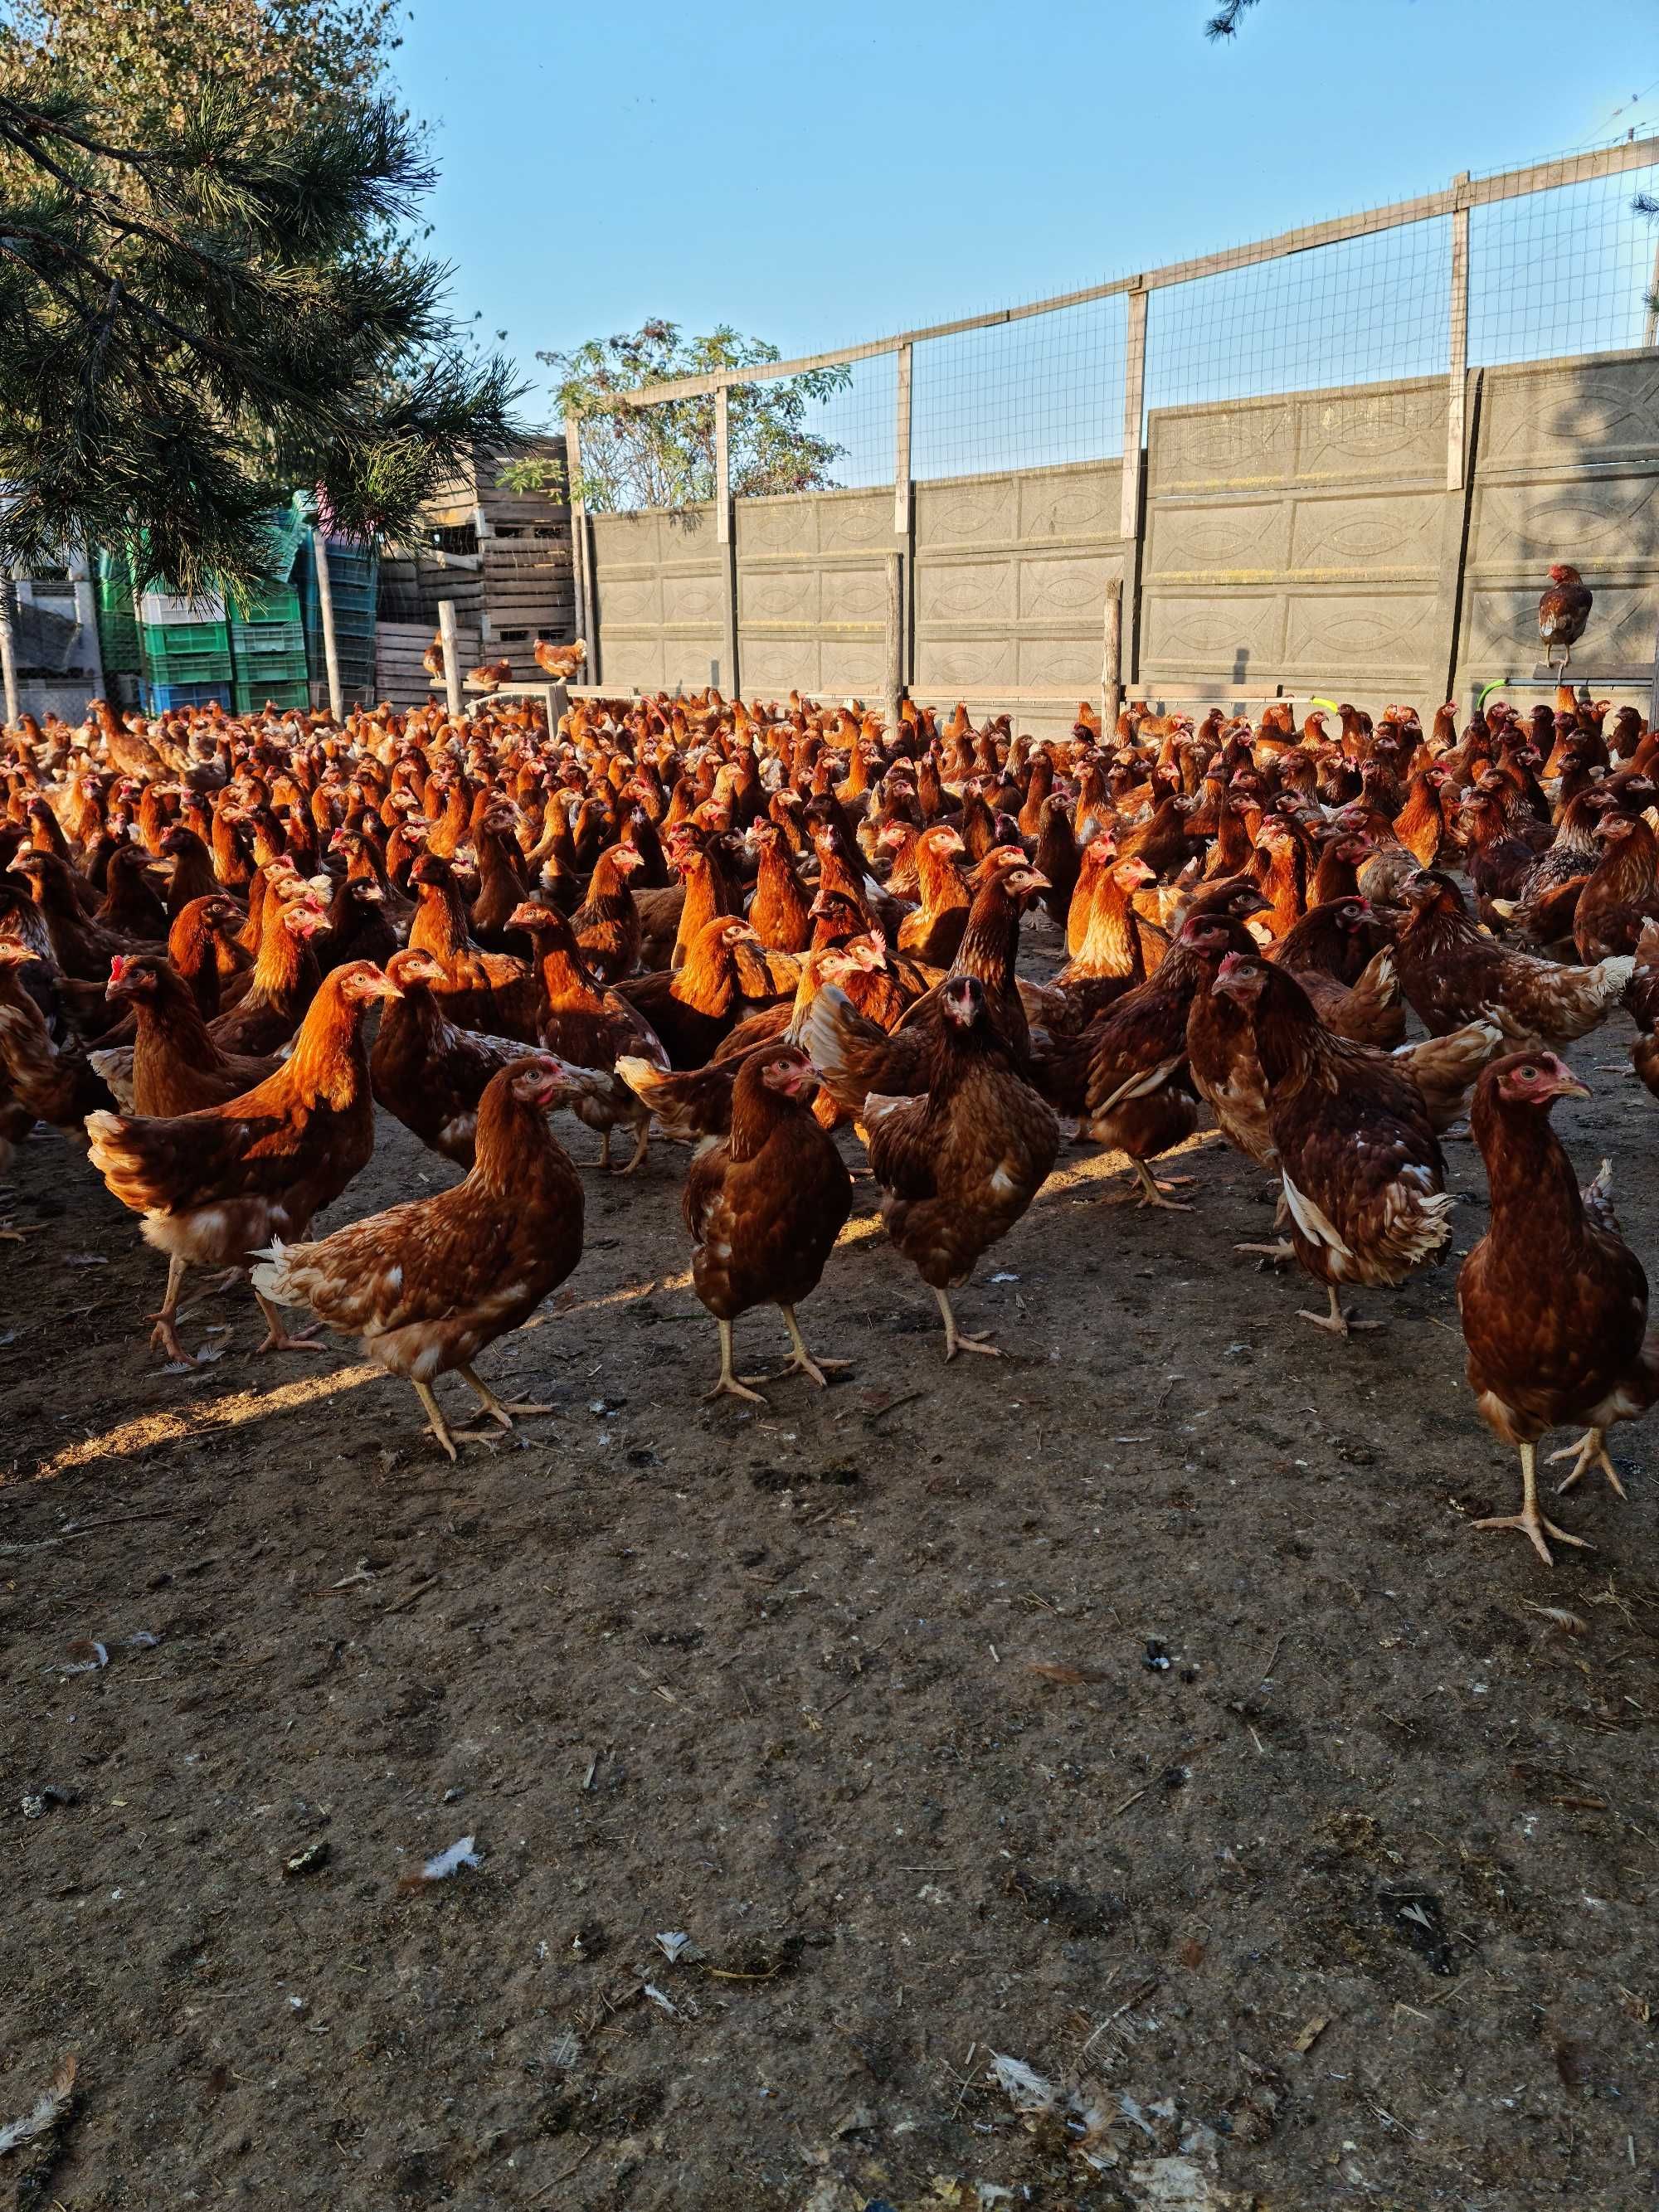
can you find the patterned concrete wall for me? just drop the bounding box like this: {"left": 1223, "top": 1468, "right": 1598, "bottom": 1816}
{"left": 586, "top": 348, "right": 1659, "bottom": 718}
{"left": 1141, "top": 377, "right": 1459, "bottom": 703}
{"left": 912, "top": 463, "right": 1124, "bottom": 707}
{"left": 589, "top": 505, "right": 724, "bottom": 693}
{"left": 736, "top": 489, "right": 892, "bottom": 696}
{"left": 1455, "top": 351, "right": 1659, "bottom": 698}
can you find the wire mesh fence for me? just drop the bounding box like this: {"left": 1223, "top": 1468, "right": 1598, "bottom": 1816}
{"left": 766, "top": 348, "right": 897, "bottom": 493}
{"left": 1143, "top": 214, "right": 1452, "bottom": 416}
{"left": 572, "top": 137, "right": 1659, "bottom": 516}
{"left": 1468, "top": 157, "right": 1659, "bottom": 367}
{"left": 912, "top": 294, "right": 1128, "bottom": 479}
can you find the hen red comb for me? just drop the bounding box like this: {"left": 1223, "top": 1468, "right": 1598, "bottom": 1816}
{"left": 108, "top": 954, "right": 127, "bottom": 981}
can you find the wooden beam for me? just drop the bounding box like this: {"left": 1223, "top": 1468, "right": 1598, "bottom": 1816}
{"left": 71, "top": 542, "right": 103, "bottom": 700}
{"left": 0, "top": 579, "right": 17, "bottom": 727}
{"left": 1120, "top": 286, "right": 1147, "bottom": 543}
{"left": 612, "top": 137, "right": 1659, "bottom": 408}
{"left": 437, "top": 598, "right": 462, "bottom": 718}
{"left": 310, "top": 529, "right": 344, "bottom": 722}
{"left": 1434, "top": 367, "right": 1483, "bottom": 705}
{"left": 1100, "top": 576, "right": 1122, "bottom": 735}
{"left": 883, "top": 550, "right": 902, "bottom": 733}
{"left": 1447, "top": 174, "right": 1471, "bottom": 493}
{"left": 893, "top": 342, "right": 915, "bottom": 688}
{"left": 563, "top": 411, "right": 588, "bottom": 650}
{"left": 893, "top": 342, "right": 913, "bottom": 541}
{"left": 1119, "top": 287, "right": 1148, "bottom": 691}
{"left": 713, "top": 386, "right": 737, "bottom": 695}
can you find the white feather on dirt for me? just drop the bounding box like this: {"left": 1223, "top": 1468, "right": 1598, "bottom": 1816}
{"left": 397, "top": 1835, "right": 481, "bottom": 1891}
{"left": 0, "top": 2054, "right": 76, "bottom": 2156}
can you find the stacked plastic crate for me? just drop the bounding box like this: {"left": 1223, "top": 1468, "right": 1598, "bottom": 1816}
{"left": 299, "top": 535, "right": 379, "bottom": 704}
{"left": 226, "top": 578, "right": 309, "bottom": 712}
{"left": 139, "top": 586, "right": 234, "bottom": 712}
{"left": 94, "top": 549, "right": 142, "bottom": 696}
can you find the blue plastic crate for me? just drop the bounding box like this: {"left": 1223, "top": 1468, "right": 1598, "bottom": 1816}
{"left": 144, "top": 679, "right": 231, "bottom": 712}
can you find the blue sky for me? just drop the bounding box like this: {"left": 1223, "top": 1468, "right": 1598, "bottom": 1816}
{"left": 395, "top": 0, "right": 1659, "bottom": 479}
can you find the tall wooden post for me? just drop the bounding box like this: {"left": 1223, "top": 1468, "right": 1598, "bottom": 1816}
{"left": 1447, "top": 173, "right": 1472, "bottom": 493}
{"left": 893, "top": 342, "right": 914, "bottom": 691}
{"left": 310, "top": 527, "right": 345, "bottom": 721}
{"left": 437, "top": 597, "right": 462, "bottom": 719}
{"left": 1646, "top": 233, "right": 1659, "bottom": 352}
{"left": 883, "top": 551, "right": 902, "bottom": 734}
{"left": 0, "top": 578, "right": 18, "bottom": 727}
{"left": 714, "top": 385, "right": 738, "bottom": 698}
{"left": 565, "top": 409, "right": 589, "bottom": 659}
{"left": 71, "top": 544, "right": 104, "bottom": 702}
{"left": 1100, "top": 577, "right": 1123, "bottom": 735}
{"left": 1119, "top": 284, "right": 1149, "bottom": 696}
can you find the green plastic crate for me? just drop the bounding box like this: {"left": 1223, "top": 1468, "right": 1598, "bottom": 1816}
{"left": 230, "top": 577, "right": 302, "bottom": 624}
{"left": 140, "top": 619, "right": 232, "bottom": 687}
{"left": 233, "top": 678, "right": 309, "bottom": 714}
{"left": 231, "top": 617, "right": 307, "bottom": 674}
{"left": 95, "top": 547, "right": 141, "bottom": 673}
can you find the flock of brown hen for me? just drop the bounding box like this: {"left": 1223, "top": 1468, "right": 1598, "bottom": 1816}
{"left": 2, "top": 668, "right": 1657, "bottom": 1560}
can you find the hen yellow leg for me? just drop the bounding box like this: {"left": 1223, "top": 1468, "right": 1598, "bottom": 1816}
{"left": 1476, "top": 1440, "right": 1593, "bottom": 1566}
{"left": 1297, "top": 1284, "right": 1384, "bottom": 1339}
{"left": 1107, "top": 1159, "right": 1194, "bottom": 1211}
{"left": 778, "top": 1304, "right": 852, "bottom": 1387}
{"left": 454, "top": 1361, "right": 555, "bottom": 1430}
{"left": 934, "top": 1286, "right": 999, "bottom": 1361}
{"left": 617, "top": 1119, "right": 650, "bottom": 1174}
{"left": 253, "top": 1289, "right": 327, "bottom": 1354}
{"left": 412, "top": 1379, "right": 459, "bottom": 1461}
{"left": 702, "top": 1318, "right": 769, "bottom": 1404}
{"left": 1550, "top": 1427, "right": 1627, "bottom": 1499}
{"left": 148, "top": 1253, "right": 197, "bottom": 1363}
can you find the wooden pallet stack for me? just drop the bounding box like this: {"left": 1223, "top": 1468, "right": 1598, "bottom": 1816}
{"left": 371, "top": 441, "right": 574, "bottom": 706}
{"left": 423, "top": 438, "right": 574, "bottom": 681}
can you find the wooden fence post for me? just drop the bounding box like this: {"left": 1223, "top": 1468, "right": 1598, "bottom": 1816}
{"left": 1118, "top": 283, "right": 1149, "bottom": 694}
{"left": 883, "top": 551, "right": 902, "bottom": 733}
{"left": 893, "top": 342, "right": 914, "bottom": 689}
{"left": 564, "top": 409, "right": 590, "bottom": 664}
{"left": 1447, "top": 173, "right": 1472, "bottom": 493}
{"left": 1646, "top": 233, "right": 1659, "bottom": 352}
{"left": 1101, "top": 577, "right": 1122, "bottom": 735}
{"left": 437, "top": 597, "right": 462, "bottom": 719}
{"left": 70, "top": 544, "right": 104, "bottom": 702}
{"left": 310, "top": 528, "right": 345, "bottom": 722}
{"left": 0, "top": 578, "right": 18, "bottom": 727}
{"left": 714, "top": 385, "right": 738, "bottom": 698}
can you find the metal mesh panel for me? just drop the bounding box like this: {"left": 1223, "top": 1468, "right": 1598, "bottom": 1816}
{"left": 743, "top": 349, "right": 897, "bottom": 495}
{"left": 1145, "top": 216, "right": 1452, "bottom": 419}
{"left": 1468, "top": 159, "right": 1659, "bottom": 367}
{"left": 911, "top": 295, "right": 1127, "bottom": 479}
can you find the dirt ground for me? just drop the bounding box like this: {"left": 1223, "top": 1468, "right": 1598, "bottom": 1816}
{"left": 3, "top": 921, "right": 1658, "bottom": 2211}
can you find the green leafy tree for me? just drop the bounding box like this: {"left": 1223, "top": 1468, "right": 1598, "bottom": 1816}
{"left": 0, "top": 0, "right": 406, "bottom": 134}
{"left": 509, "top": 320, "right": 851, "bottom": 513}
{"left": 0, "top": 65, "right": 524, "bottom": 596}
